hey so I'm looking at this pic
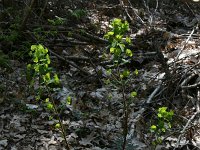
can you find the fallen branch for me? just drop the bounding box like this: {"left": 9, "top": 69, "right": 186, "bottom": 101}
{"left": 129, "top": 84, "right": 162, "bottom": 136}
{"left": 48, "top": 49, "right": 90, "bottom": 76}
{"left": 174, "top": 25, "right": 196, "bottom": 62}
{"left": 181, "top": 81, "right": 200, "bottom": 89}
{"left": 173, "top": 110, "right": 200, "bottom": 149}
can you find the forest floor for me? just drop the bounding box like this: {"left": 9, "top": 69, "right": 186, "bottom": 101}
{"left": 0, "top": 0, "right": 200, "bottom": 149}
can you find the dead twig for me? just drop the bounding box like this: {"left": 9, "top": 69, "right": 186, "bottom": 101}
{"left": 20, "top": 0, "right": 36, "bottom": 31}
{"left": 174, "top": 25, "right": 197, "bottom": 62}
{"left": 129, "top": 84, "right": 162, "bottom": 135}
{"left": 181, "top": 82, "right": 200, "bottom": 89}
{"left": 48, "top": 49, "right": 90, "bottom": 76}
{"left": 173, "top": 110, "right": 200, "bottom": 149}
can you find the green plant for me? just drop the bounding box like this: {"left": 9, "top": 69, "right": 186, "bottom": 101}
{"left": 0, "top": 30, "right": 19, "bottom": 42}
{"left": 0, "top": 13, "right": 21, "bottom": 42}
{"left": 0, "top": 50, "right": 11, "bottom": 70}
{"left": 70, "top": 9, "right": 87, "bottom": 20}
{"left": 27, "top": 44, "right": 70, "bottom": 150}
{"left": 104, "top": 18, "right": 137, "bottom": 150}
{"left": 33, "top": 27, "right": 58, "bottom": 42}
{"left": 48, "top": 16, "right": 65, "bottom": 26}
{"left": 150, "top": 107, "right": 174, "bottom": 146}
{"left": 104, "top": 18, "right": 133, "bottom": 60}
{"left": 34, "top": 17, "right": 63, "bottom": 42}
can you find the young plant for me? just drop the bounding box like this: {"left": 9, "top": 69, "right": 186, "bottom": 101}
{"left": 48, "top": 16, "right": 65, "bottom": 26}
{"left": 150, "top": 107, "right": 174, "bottom": 146}
{"left": 104, "top": 18, "right": 137, "bottom": 150}
{"left": 33, "top": 27, "right": 58, "bottom": 43}
{"left": 70, "top": 9, "right": 87, "bottom": 20}
{"left": 27, "top": 44, "right": 70, "bottom": 150}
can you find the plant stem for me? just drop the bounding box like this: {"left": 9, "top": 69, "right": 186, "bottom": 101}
{"left": 122, "top": 83, "right": 128, "bottom": 150}
{"left": 117, "top": 66, "right": 128, "bottom": 150}
{"left": 52, "top": 99, "right": 70, "bottom": 150}
{"left": 47, "top": 88, "right": 70, "bottom": 150}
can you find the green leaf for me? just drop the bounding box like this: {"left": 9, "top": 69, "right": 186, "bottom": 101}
{"left": 169, "top": 110, "right": 174, "bottom": 117}
{"left": 54, "top": 74, "right": 60, "bottom": 85}
{"left": 104, "top": 79, "right": 110, "bottom": 85}
{"left": 55, "top": 123, "right": 61, "bottom": 128}
{"left": 43, "top": 72, "right": 51, "bottom": 83}
{"left": 31, "top": 45, "right": 37, "bottom": 51}
{"left": 161, "top": 128, "right": 166, "bottom": 133}
{"left": 36, "top": 95, "right": 40, "bottom": 101}
{"left": 45, "top": 98, "right": 49, "bottom": 102}
{"left": 106, "top": 69, "right": 112, "bottom": 75}
{"left": 110, "top": 47, "right": 115, "bottom": 53}
{"left": 157, "top": 137, "right": 162, "bottom": 144}
{"left": 38, "top": 44, "right": 44, "bottom": 51}
{"left": 158, "top": 113, "right": 162, "bottom": 118}
{"left": 168, "top": 123, "right": 172, "bottom": 128}
{"left": 112, "top": 18, "right": 122, "bottom": 26}
{"left": 115, "top": 34, "right": 122, "bottom": 41}
{"left": 126, "top": 37, "right": 131, "bottom": 44}
{"left": 107, "top": 31, "right": 114, "bottom": 36}
{"left": 114, "top": 48, "right": 121, "bottom": 56}
{"left": 150, "top": 125, "right": 157, "bottom": 131}
{"left": 49, "top": 116, "right": 53, "bottom": 120}
{"left": 118, "top": 43, "right": 125, "bottom": 52}
{"left": 66, "top": 96, "right": 71, "bottom": 105}
{"left": 158, "top": 107, "right": 167, "bottom": 114}
{"left": 27, "top": 64, "right": 32, "bottom": 70}
{"left": 152, "top": 141, "right": 156, "bottom": 145}
{"left": 111, "top": 40, "right": 117, "bottom": 47}
{"left": 122, "top": 69, "right": 130, "bottom": 77}
{"left": 46, "top": 54, "right": 50, "bottom": 64}
{"left": 134, "top": 69, "right": 139, "bottom": 75}
{"left": 131, "top": 91, "right": 137, "bottom": 97}
{"left": 158, "top": 120, "right": 164, "bottom": 128}
{"left": 47, "top": 103, "right": 53, "bottom": 110}
{"left": 104, "top": 31, "right": 114, "bottom": 39}
{"left": 126, "top": 49, "right": 132, "bottom": 57}
{"left": 33, "top": 57, "right": 38, "bottom": 63}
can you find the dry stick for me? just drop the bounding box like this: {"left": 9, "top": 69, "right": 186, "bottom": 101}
{"left": 174, "top": 26, "right": 196, "bottom": 64}
{"left": 119, "top": 0, "right": 133, "bottom": 24}
{"left": 180, "top": 73, "right": 196, "bottom": 96}
{"left": 38, "top": 0, "right": 48, "bottom": 20}
{"left": 180, "top": 73, "right": 197, "bottom": 87}
{"left": 79, "top": 31, "right": 108, "bottom": 44}
{"left": 88, "top": 57, "right": 103, "bottom": 85}
{"left": 171, "top": 62, "right": 200, "bottom": 89}
{"left": 155, "top": 0, "right": 159, "bottom": 12}
{"left": 181, "top": 82, "right": 200, "bottom": 89}
{"left": 48, "top": 49, "right": 90, "bottom": 76}
{"left": 119, "top": 0, "right": 145, "bottom": 24}
{"left": 20, "top": 0, "right": 36, "bottom": 31}
{"left": 142, "top": 0, "right": 153, "bottom": 24}
{"left": 171, "top": 26, "right": 197, "bottom": 97}
{"left": 65, "top": 56, "right": 89, "bottom": 61}
{"left": 197, "top": 89, "right": 200, "bottom": 111}
{"left": 127, "top": 0, "right": 145, "bottom": 24}
{"left": 129, "top": 84, "right": 162, "bottom": 135}
{"left": 135, "top": 84, "right": 161, "bottom": 119}
{"left": 173, "top": 110, "right": 200, "bottom": 149}
{"left": 174, "top": 73, "right": 200, "bottom": 149}
{"left": 168, "top": 52, "right": 200, "bottom": 66}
